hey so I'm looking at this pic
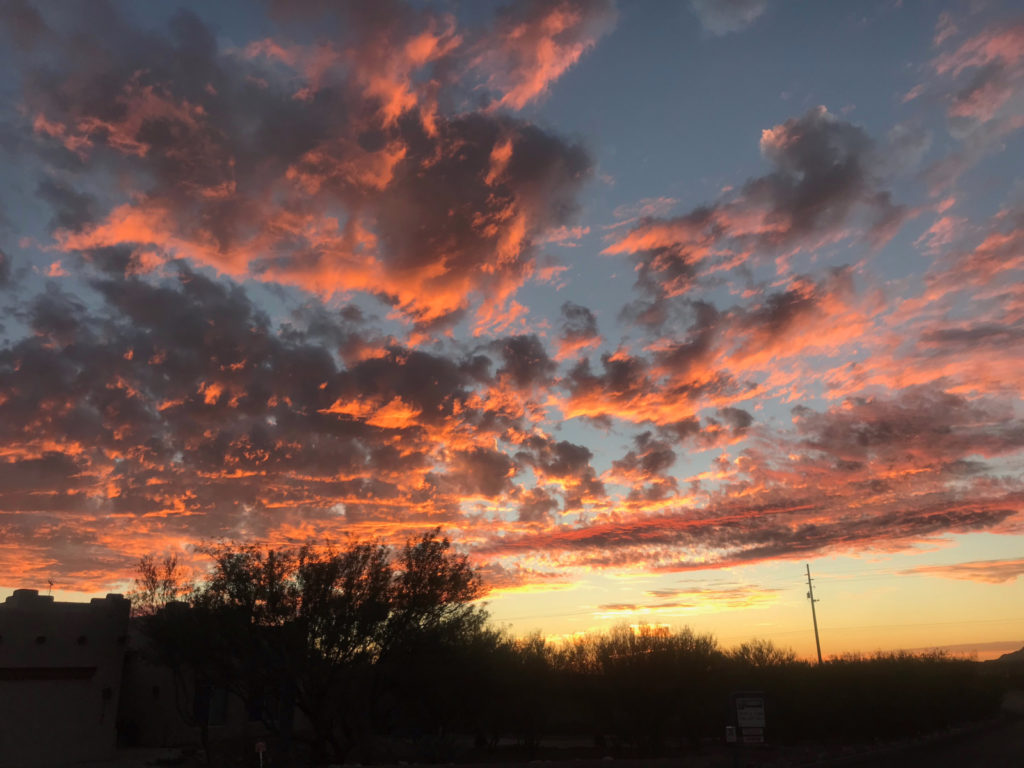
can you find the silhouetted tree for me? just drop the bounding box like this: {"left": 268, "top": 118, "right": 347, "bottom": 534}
{"left": 547, "top": 624, "right": 724, "bottom": 754}
{"left": 129, "top": 553, "right": 189, "bottom": 616}
{"left": 133, "top": 547, "right": 1006, "bottom": 765}
{"left": 134, "top": 529, "right": 486, "bottom": 766}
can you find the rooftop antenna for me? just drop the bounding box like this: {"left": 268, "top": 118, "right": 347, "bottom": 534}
{"left": 47, "top": 578, "right": 54, "bottom": 596}
{"left": 805, "top": 564, "right": 823, "bottom": 664}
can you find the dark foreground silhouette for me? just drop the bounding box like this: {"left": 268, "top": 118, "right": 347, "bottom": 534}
{"left": 121, "top": 536, "right": 1023, "bottom": 767}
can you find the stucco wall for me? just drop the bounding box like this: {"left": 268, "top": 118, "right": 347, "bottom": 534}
{"left": 0, "top": 589, "right": 130, "bottom": 767}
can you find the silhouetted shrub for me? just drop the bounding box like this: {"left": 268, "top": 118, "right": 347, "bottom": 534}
{"left": 135, "top": 557, "right": 1009, "bottom": 766}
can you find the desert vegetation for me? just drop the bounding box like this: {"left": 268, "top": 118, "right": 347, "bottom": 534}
{"left": 129, "top": 536, "right": 1010, "bottom": 766}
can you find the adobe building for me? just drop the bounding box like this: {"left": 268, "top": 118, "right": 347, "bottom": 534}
{"left": 0, "top": 589, "right": 130, "bottom": 767}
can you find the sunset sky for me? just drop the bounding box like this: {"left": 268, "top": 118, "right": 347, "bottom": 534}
{"left": 1, "top": 0, "right": 1022, "bottom": 660}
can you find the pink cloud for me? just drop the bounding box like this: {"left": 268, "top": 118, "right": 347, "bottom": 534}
{"left": 472, "top": 0, "right": 616, "bottom": 110}
{"left": 903, "top": 558, "right": 1024, "bottom": 584}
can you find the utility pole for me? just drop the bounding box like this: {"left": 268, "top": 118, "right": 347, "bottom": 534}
{"left": 805, "top": 564, "right": 823, "bottom": 664}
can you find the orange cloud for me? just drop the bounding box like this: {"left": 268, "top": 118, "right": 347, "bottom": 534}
{"left": 933, "top": 24, "right": 1024, "bottom": 79}
{"left": 902, "top": 558, "right": 1024, "bottom": 584}
{"left": 4, "top": 1, "right": 1024, "bottom": 605}
{"left": 472, "top": 0, "right": 616, "bottom": 110}
{"left": 596, "top": 584, "right": 781, "bottom": 617}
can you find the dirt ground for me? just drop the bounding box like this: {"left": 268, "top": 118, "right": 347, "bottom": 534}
{"left": 63, "top": 714, "right": 1024, "bottom": 768}
{"left": 822, "top": 716, "right": 1024, "bottom": 767}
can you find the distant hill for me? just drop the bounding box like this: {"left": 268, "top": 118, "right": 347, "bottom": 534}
{"left": 987, "top": 646, "right": 1024, "bottom": 665}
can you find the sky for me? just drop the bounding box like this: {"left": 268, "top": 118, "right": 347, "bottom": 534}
{"left": 0, "top": 0, "right": 1022, "bottom": 660}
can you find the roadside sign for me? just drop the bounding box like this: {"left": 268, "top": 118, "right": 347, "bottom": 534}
{"left": 729, "top": 690, "right": 767, "bottom": 747}
{"left": 742, "top": 727, "right": 764, "bottom": 744}
{"left": 736, "top": 696, "right": 766, "bottom": 728}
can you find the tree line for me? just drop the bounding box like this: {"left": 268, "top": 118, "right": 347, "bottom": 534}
{"left": 129, "top": 534, "right": 1009, "bottom": 766}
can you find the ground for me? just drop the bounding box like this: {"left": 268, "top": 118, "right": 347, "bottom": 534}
{"left": 65, "top": 713, "right": 1024, "bottom": 768}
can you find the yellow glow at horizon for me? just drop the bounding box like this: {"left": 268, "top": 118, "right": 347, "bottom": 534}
{"left": 4, "top": 533, "right": 1022, "bottom": 662}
